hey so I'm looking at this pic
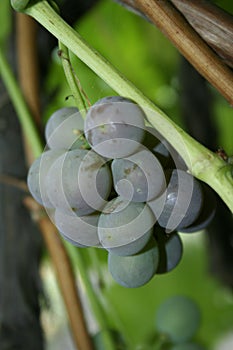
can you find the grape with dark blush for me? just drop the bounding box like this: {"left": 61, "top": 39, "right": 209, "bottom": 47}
{"left": 45, "top": 106, "right": 86, "bottom": 150}
{"left": 84, "top": 96, "right": 146, "bottom": 159}
{"left": 27, "top": 149, "right": 65, "bottom": 208}
{"left": 54, "top": 209, "right": 101, "bottom": 247}
{"left": 156, "top": 229, "right": 183, "bottom": 274}
{"left": 179, "top": 184, "right": 216, "bottom": 233}
{"left": 148, "top": 169, "right": 203, "bottom": 232}
{"left": 46, "top": 149, "right": 112, "bottom": 216}
{"left": 111, "top": 148, "right": 166, "bottom": 202}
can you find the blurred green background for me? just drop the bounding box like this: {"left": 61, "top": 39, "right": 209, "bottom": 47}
{"left": 1, "top": 0, "right": 233, "bottom": 349}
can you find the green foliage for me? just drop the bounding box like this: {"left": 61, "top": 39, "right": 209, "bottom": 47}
{"left": 0, "top": 0, "right": 12, "bottom": 45}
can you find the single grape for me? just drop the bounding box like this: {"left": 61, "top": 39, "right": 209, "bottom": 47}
{"left": 155, "top": 295, "right": 201, "bottom": 343}
{"left": 27, "top": 149, "right": 65, "bottom": 208}
{"left": 111, "top": 148, "right": 166, "bottom": 202}
{"left": 179, "top": 184, "right": 216, "bottom": 233}
{"left": 84, "top": 96, "right": 146, "bottom": 158}
{"left": 46, "top": 149, "right": 112, "bottom": 216}
{"left": 54, "top": 209, "right": 101, "bottom": 247}
{"left": 156, "top": 230, "right": 183, "bottom": 274}
{"left": 148, "top": 169, "right": 203, "bottom": 232}
{"left": 98, "top": 197, "right": 155, "bottom": 255}
{"left": 108, "top": 238, "right": 159, "bottom": 288}
{"left": 45, "top": 107, "right": 86, "bottom": 150}
{"left": 170, "top": 343, "right": 206, "bottom": 350}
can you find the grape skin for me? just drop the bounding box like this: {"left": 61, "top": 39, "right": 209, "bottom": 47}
{"left": 46, "top": 149, "right": 112, "bottom": 216}
{"left": 108, "top": 238, "right": 159, "bottom": 288}
{"left": 179, "top": 184, "right": 216, "bottom": 233}
{"left": 111, "top": 148, "right": 166, "bottom": 202}
{"left": 27, "top": 149, "right": 65, "bottom": 208}
{"left": 155, "top": 295, "right": 201, "bottom": 343}
{"left": 156, "top": 231, "right": 183, "bottom": 274}
{"left": 84, "top": 96, "right": 146, "bottom": 159}
{"left": 98, "top": 197, "right": 155, "bottom": 255}
{"left": 45, "top": 106, "right": 85, "bottom": 150}
{"left": 148, "top": 169, "right": 203, "bottom": 232}
{"left": 55, "top": 209, "right": 101, "bottom": 247}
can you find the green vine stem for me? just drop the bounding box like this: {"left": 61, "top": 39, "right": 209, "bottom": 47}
{"left": 58, "top": 41, "right": 87, "bottom": 118}
{"left": 20, "top": 0, "right": 233, "bottom": 212}
{"left": 0, "top": 50, "right": 43, "bottom": 158}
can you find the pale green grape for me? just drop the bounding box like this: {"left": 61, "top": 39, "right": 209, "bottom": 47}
{"left": 155, "top": 295, "right": 201, "bottom": 343}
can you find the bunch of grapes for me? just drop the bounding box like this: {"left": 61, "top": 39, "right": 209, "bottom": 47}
{"left": 27, "top": 96, "right": 216, "bottom": 288}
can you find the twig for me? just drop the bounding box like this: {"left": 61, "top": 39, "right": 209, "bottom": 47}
{"left": 23, "top": 198, "right": 94, "bottom": 350}
{"left": 119, "top": 0, "right": 233, "bottom": 69}
{"left": 16, "top": 13, "right": 41, "bottom": 128}
{"left": 0, "top": 174, "right": 28, "bottom": 192}
{"left": 170, "top": 0, "right": 233, "bottom": 68}
{"left": 134, "top": 0, "right": 233, "bottom": 105}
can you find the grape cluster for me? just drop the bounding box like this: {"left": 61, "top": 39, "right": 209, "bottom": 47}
{"left": 27, "top": 96, "right": 216, "bottom": 288}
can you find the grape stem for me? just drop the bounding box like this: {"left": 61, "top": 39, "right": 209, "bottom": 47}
{"left": 11, "top": 0, "right": 233, "bottom": 212}
{"left": 58, "top": 42, "right": 88, "bottom": 118}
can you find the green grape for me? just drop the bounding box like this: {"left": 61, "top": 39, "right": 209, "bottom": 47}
{"left": 98, "top": 197, "right": 155, "bottom": 255}
{"left": 155, "top": 295, "right": 201, "bottom": 343}
{"left": 108, "top": 239, "right": 159, "bottom": 288}
{"left": 156, "top": 231, "right": 183, "bottom": 274}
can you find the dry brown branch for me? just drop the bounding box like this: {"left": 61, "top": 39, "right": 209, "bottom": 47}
{"left": 134, "top": 0, "right": 233, "bottom": 104}
{"left": 0, "top": 174, "right": 28, "bottom": 192}
{"left": 120, "top": 0, "right": 233, "bottom": 68}
{"left": 16, "top": 12, "right": 94, "bottom": 350}
{"left": 171, "top": 0, "right": 233, "bottom": 68}
{"left": 23, "top": 197, "right": 94, "bottom": 350}
{"left": 16, "top": 13, "right": 41, "bottom": 128}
